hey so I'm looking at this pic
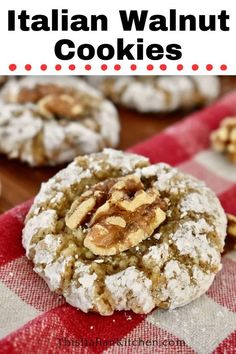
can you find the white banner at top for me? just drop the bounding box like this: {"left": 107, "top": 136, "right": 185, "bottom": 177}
{"left": 0, "top": 0, "right": 235, "bottom": 75}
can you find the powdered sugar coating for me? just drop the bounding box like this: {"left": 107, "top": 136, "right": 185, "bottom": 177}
{"left": 105, "top": 267, "right": 154, "bottom": 313}
{"left": 160, "top": 261, "right": 215, "bottom": 308}
{"left": 38, "top": 255, "right": 73, "bottom": 291}
{"left": 143, "top": 243, "right": 169, "bottom": 268}
{"left": 65, "top": 261, "right": 97, "bottom": 313}
{"left": 22, "top": 149, "right": 227, "bottom": 315}
{"left": 171, "top": 220, "right": 220, "bottom": 265}
{"left": 87, "top": 76, "right": 220, "bottom": 113}
{"left": 0, "top": 77, "right": 120, "bottom": 166}
{"left": 23, "top": 210, "right": 58, "bottom": 257}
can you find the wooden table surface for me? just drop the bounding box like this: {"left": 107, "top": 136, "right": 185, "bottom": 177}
{"left": 1, "top": 76, "right": 236, "bottom": 213}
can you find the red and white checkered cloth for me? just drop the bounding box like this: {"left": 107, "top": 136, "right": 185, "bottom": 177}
{"left": 0, "top": 92, "right": 236, "bottom": 354}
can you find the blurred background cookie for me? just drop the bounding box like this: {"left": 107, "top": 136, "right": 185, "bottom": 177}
{"left": 0, "top": 77, "right": 120, "bottom": 166}
{"left": 87, "top": 76, "right": 220, "bottom": 113}
{"left": 1, "top": 75, "right": 236, "bottom": 213}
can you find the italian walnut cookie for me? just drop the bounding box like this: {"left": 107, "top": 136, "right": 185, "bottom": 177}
{"left": 0, "top": 77, "right": 120, "bottom": 166}
{"left": 22, "top": 149, "right": 227, "bottom": 315}
{"left": 87, "top": 76, "right": 220, "bottom": 113}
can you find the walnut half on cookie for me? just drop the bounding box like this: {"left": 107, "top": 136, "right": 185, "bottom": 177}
{"left": 65, "top": 175, "right": 167, "bottom": 256}
{"left": 22, "top": 149, "right": 227, "bottom": 315}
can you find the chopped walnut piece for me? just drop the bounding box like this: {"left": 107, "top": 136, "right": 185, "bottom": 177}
{"left": 18, "top": 84, "right": 64, "bottom": 103}
{"left": 16, "top": 83, "right": 101, "bottom": 120}
{"left": 211, "top": 117, "right": 236, "bottom": 163}
{"left": 38, "top": 94, "right": 84, "bottom": 119}
{"left": 65, "top": 197, "right": 96, "bottom": 229}
{"left": 227, "top": 213, "right": 236, "bottom": 238}
{"left": 65, "top": 175, "right": 167, "bottom": 256}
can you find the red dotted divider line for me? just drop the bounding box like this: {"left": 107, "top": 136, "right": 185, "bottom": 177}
{"left": 8, "top": 64, "right": 228, "bottom": 72}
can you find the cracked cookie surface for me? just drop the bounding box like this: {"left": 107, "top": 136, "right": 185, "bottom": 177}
{"left": 22, "top": 149, "right": 227, "bottom": 315}
{"left": 87, "top": 76, "right": 220, "bottom": 113}
{"left": 0, "top": 77, "right": 120, "bottom": 166}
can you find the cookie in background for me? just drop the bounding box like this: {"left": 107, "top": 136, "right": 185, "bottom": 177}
{"left": 87, "top": 76, "right": 220, "bottom": 113}
{"left": 0, "top": 76, "right": 120, "bottom": 166}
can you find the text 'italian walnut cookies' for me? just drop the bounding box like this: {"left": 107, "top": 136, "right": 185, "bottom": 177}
{"left": 211, "top": 117, "right": 236, "bottom": 163}
{"left": 22, "top": 149, "right": 227, "bottom": 316}
{"left": 87, "top": 76, "right": 220, "bottom": 113}
{"left": 0, "top": 77, "right": 120, "bottom": 166}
